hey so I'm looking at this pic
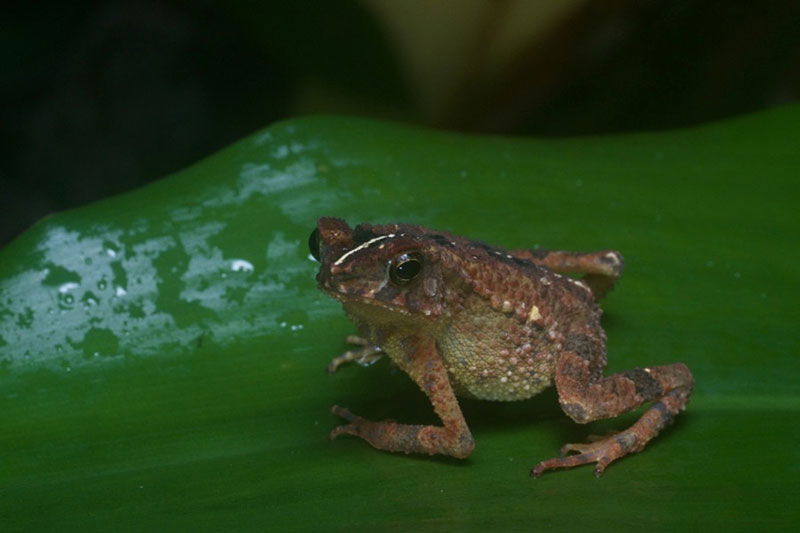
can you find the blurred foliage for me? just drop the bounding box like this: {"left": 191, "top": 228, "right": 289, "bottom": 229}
{"left": 2, "top": 107, "right": 798, "bottom": 529}
{"left": 2, "top": 0, "right": 799, "bottom": 245}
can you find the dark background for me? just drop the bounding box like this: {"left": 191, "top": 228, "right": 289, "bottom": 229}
{"left": 2, "top": 0, "right": 799, "bottom": 245}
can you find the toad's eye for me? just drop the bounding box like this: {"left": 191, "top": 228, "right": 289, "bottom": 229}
{"left": 308, "top": 228, "right": 321, "bottom": 261}
{"left": 389, "top": 253, "right": 423, "bottom": 284}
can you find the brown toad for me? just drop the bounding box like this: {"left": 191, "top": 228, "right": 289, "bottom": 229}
{"left": 309, "top": 217, "right": 693, "bottom": 476}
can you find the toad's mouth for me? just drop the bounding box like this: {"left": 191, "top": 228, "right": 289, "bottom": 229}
{"left": 323, "top": 284, "right": 413, "bottom": 316}
{"left": 318, "top": 273, "right": 418, "bottom": 320}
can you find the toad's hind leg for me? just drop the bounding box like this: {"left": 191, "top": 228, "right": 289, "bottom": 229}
{"left": 509, "top": 248, "right": 624, "bottom": 300}
{"left": 532, "top": 346, "right": 693, "bottom": 477}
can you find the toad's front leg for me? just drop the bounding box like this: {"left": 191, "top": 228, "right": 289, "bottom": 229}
{"left": 330, "top": 336, "right": 474, "bottom": 459}
{"left": 326, "top": 335, "right": 383, "bottom": 373}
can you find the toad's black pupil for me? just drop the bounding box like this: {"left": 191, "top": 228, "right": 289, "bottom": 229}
{"left": 395, "top": 258, "right": 421, "bottom": 280}
{"left": 308, "top": 228, "right": 321, "bottom": 261}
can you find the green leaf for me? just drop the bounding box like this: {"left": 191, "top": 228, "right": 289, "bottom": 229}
{"left": 2, "top": 107, "right": 798, "bottom": 530}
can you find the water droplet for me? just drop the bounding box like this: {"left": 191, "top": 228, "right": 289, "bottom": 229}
{"left": 59, "top": 282, "right": 80, "bottom": 293}
{"left": 82, "top": 291, "right": 99, "bottom": 307}
{"left": 231, "top": 259, "right": 254, "bottom": 272}
{"left": 58, "top": 286, "right": 77, "bottom": 309}
{"left": 97, "top": 278, "right": 108, "bottom": 291}
{"left": 84, "top": 257, "right": 93, "bottom": 265}
{"left": 104, "top": 240, "right": 120, "bottom": 258}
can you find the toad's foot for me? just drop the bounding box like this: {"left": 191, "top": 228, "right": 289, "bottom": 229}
{"left": 329, "top": 405, "right": 474, "bottom": 459}
{"left": 329, "top": 405, "right": 418, "bottom": 453}
{"left": 329, "top": 405, "right": 370, "bottom": 438}
{"left": 326, "top": 335, "right": 383, "bottom": 373}
{"left": 531, "top": 430, "right": 643, "bottom": 478}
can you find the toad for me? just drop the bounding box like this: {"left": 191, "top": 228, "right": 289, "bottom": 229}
{"left": 309, "top": 217, "right": 693, "bottom": 476}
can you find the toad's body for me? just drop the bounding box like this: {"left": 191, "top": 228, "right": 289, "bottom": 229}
{"left": 311, "top": 218, "right": 693, "bottom": 476}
